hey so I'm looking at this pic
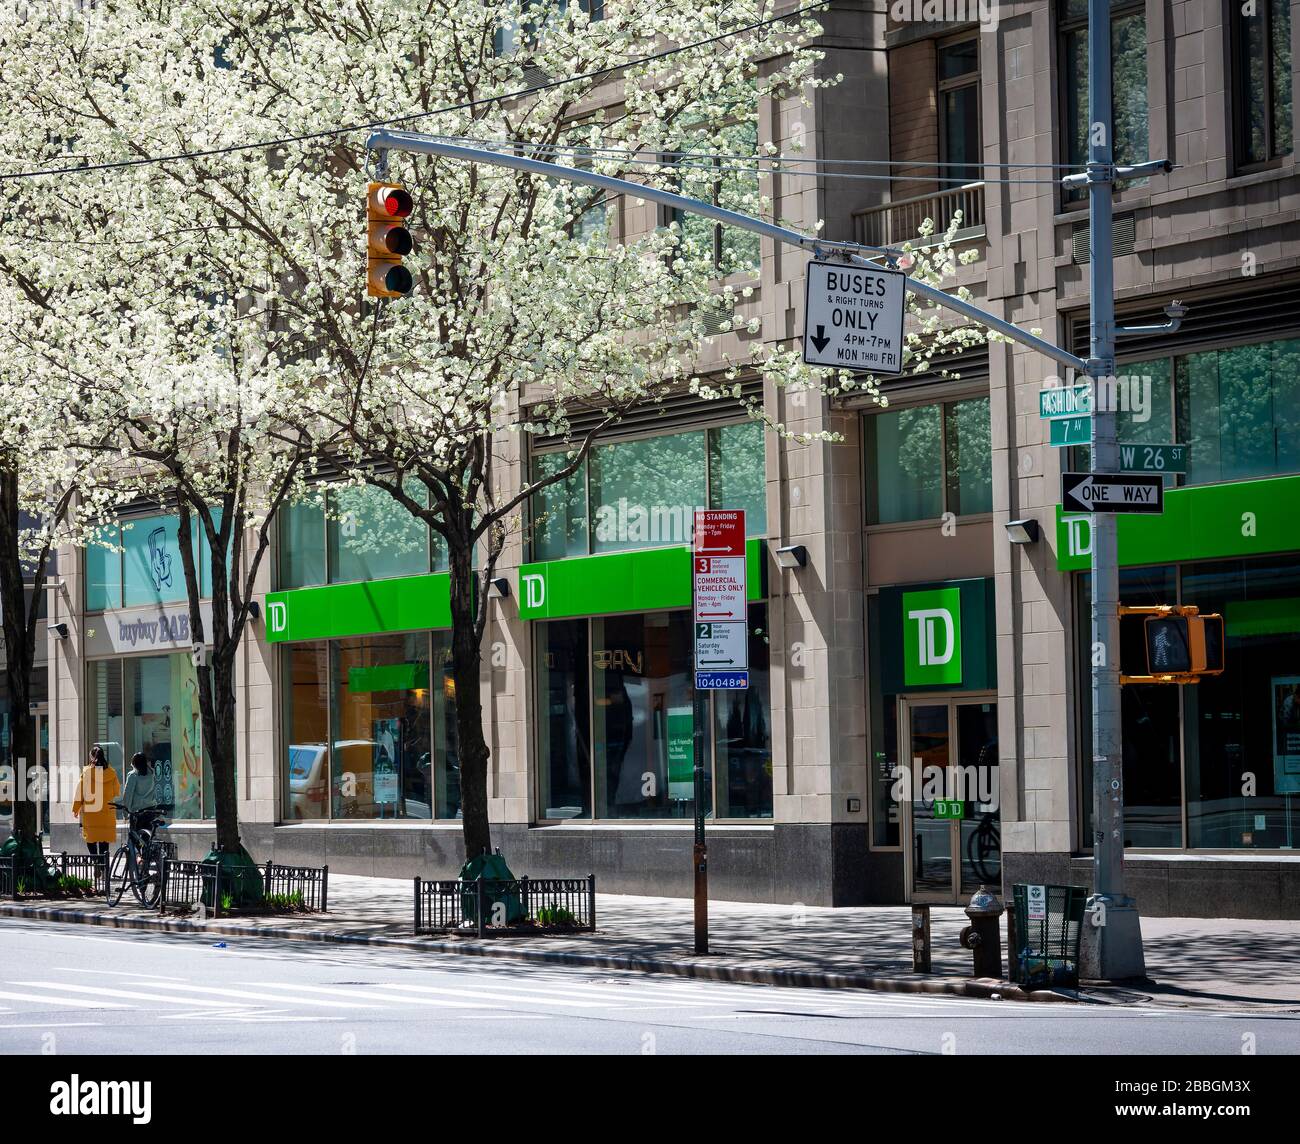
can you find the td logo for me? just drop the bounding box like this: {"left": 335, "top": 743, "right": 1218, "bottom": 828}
{"left": 903, "top": 587, "right": 963, "bottom": 687}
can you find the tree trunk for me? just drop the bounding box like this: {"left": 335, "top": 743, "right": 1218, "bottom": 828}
{"left": 175, "top": 500, "right": 242, "bottom": 853}
{"left": 448, "top": 544, "right": 491, "bottom": 861}
{"left": 0, "top": 469, "right": 37, "bottom": 844}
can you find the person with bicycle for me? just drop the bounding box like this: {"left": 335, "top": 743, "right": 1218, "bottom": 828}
{"left": 121, "top": 752, "right": 157, "bottom": 833}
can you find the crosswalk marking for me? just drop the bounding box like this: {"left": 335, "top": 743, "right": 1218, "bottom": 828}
{"left": 345, "top": 980, "right": 627, "bottom": 1009}
{"left": 244, "top": 982, "right": 496, "bottom": 1010}
{"left": 0, "top": 988, "right": 127, "bottom": 1010}
{"left": 11, "top": 982, "right": 245, "bottom": 1009}
{"left": 143, "top": 982, "right": 390, "bottom": 1009}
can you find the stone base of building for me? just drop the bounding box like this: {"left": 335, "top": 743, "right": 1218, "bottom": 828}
{"left": 1003, "top": 851, "right": 1300, "bottom": 920}
{"left": 50, "top": 820, "right": 880, "bottom": 906}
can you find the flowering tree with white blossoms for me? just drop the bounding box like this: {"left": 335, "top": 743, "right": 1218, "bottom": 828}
{"left": 0, "top": 0, "right": 994, "bottom": 866}
{"left": 0, "top": 349, "right": 126, "bottom": 856}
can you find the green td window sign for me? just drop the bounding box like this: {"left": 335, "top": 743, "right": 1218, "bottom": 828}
{"left": 902, "top": 587, "right": 963, "bottom": 687}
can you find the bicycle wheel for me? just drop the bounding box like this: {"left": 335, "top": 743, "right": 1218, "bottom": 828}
{"left": 138, "top": 845, "right": 164, "bottom": 908}
{"left": 107, "top": 846, "right": 131, "bottom": 906}
{"left": 130, "top": 846, "right": 156, "bottom": 907}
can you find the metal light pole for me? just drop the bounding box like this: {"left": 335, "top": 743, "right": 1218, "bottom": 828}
{"left": 1081, "top": 0, "right": 1144, "bottom": 979}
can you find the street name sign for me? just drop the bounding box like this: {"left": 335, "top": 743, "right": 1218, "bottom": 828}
{"left": 1118, "top": 442, "right": 1188, "bottom": 474}
{"left": 1049, "top": 415, "right": 1091, "bottom": 447}
{"left": 1061, "top": 472, "right": 1164, "bottom": 515}
{"left": 1039, "top": 383, "right": 1093, "bottom": 419}
{"left": 802, "top": 261, "right": 906, "bottom": 374}
{"left": 694, "top": 510, "right": 747, "bottom": 689}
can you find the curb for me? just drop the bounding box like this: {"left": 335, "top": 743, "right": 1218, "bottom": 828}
{"left": 0, "top": 902, "right": 1077, "bottom": 1003}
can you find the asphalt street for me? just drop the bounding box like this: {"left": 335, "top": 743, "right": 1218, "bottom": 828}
{"left": 0, "top": 920, "right": 1296, "bottom": 1055}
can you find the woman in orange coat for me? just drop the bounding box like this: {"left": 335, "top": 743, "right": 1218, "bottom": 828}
{"left": 71, "top": 746, "right": 120, "bottom": 856}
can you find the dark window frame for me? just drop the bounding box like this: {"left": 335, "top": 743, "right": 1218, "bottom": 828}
{"left": 1229, "top": 0, "right": 1294, "bottom": 170}
{"left": 937, "top": 33, "right": 982, "bottom": 186}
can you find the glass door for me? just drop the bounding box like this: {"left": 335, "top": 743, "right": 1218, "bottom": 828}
{"left": 904, "top": 702, "right": 955, "bottom": 899}
{"left": 902, "top": 697, "right": 1000, "bottom": 901}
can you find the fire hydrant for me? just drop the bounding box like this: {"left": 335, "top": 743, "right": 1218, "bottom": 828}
{"left": 959, "top": 885, "right": 1005, "bottom": 979}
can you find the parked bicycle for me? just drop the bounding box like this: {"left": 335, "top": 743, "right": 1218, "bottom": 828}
{"left": 106, "top": 803, "right": 172, "bottom": 907}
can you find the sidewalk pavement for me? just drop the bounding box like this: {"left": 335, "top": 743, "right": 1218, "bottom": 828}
{"left": 3, "top": 873, "right": 1297, "bottom": 1010}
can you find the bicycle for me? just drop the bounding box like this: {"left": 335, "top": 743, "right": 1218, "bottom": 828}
{"left": 106, "top": 803, "right": 172, "bottom": 907}
{"left": 966, "top": 810, "right": 1001, "bottom": 884}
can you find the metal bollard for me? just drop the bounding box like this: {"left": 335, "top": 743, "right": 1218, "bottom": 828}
{"left": 959, "top": 885, "right": 1005, "bottom": 979}
{"left": 911, "top": 904, "right": 931, "bottom": 973}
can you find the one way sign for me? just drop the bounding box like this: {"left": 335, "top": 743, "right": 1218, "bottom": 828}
{"left": 1061, "top": 472, "right": 1164, "bottom": 515}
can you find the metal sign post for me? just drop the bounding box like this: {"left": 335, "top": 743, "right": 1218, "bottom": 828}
{"left": 690, "top": 510, "right": 747, "bottom": 955}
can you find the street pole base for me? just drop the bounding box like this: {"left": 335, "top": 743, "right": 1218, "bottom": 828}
{"left": 1080, "top": 895, "right": 1146, "bottom": 982}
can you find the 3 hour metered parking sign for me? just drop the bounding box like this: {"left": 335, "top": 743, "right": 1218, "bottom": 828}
{"left": 803, "top": 260, "right": 906, "bottom": 374}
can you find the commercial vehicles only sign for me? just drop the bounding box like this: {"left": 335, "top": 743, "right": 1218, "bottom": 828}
{"left": 694, "top": 510, "right": 747, "bottom": 689}
{"left": 802, "top": 261, "right": 906, "bottom": 374}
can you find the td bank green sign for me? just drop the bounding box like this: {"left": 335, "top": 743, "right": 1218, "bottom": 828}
{"left": 264, "top": 572, "right": 451, "bottom": 643}
{"left": 1056, "top": 473, "right": 1300, "bottom": 572}
{"left": 518, "top": 539, "right": 765, "bottom": 620}
{"left": 901, "top": 587, "right": 963, "bottom": 687}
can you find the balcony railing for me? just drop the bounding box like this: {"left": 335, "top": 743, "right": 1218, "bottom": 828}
{"left": 853, "top": 182, "right": 986, "bottom": 249}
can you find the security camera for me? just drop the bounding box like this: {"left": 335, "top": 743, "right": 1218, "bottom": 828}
{"left": 1163, "top": 301, "right": 1188, "bottom": 321}
{"left": 48, "top": 623, "right": 69, "bottom": 639}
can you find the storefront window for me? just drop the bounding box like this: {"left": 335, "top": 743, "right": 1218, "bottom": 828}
{"left": 331, "top": 635, "right": 433, "bottom": 820}
{"left": 867, "top": 593, "right": 901, "bottom": 847}
{"left": 87, "top": 654, "right": 206, "bottom": 819}
{"left": 283, "top": 644, "right": 330, "bottom": 821}
{"left": 85, "top": 536, "right": 122, "bottom": 613}
{"left": 1079, "top": 565, "right": 1182, "bottom": 848}
{"left": 713, "top": 604, "right": 772, "bottom": 818}
{"left": 281, "top": 633, "right": 458, "bottom": 821}
{"left": 1182, "top": 558, "right": 1300, "bottom": 849}
{"left": 536, "top": 618, "right": 592, "bottom": 818}
{"left": 590, "top": 432, "right": 705, "bottom": 553}
{"left": 535, "top": 607, "right": 772, "bottom": 821}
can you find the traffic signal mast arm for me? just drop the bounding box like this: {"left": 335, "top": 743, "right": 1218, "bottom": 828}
{"left": 365, "top": 129, "right": 1089, "bottom": 375}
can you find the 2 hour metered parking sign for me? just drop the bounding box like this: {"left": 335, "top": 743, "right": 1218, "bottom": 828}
{"left": 803, "top": 260, "right": 906, "bottom": 374}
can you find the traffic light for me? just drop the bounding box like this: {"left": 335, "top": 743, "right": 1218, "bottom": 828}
{"left": 367, "top": 181, "right": 413, "bottom": 298}
{"left": 1119, "top": 605, "right": 1225, "bottom": 683}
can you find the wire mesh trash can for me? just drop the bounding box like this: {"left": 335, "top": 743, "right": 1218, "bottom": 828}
{"left": 1012, "top": 884, "right": 1086, "bottom": 987}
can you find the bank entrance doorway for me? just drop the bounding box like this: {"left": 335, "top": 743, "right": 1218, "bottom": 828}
{"left": 898, "top": 697, "right": 1000, "bottom": 902}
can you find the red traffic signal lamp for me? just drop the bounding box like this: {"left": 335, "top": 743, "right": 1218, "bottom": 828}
{"left": 367, "top": 181, "right": 413, "bottom": 298}
{"left": 1119, "top": 605, "right": 1225, "bottom": 684}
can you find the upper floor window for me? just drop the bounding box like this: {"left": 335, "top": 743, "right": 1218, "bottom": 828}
{"left": 1060, "top": 0, "right": 1149, "bottom": 202}
{"left": 1232, "top": 0, "right": 1293, "bottom": 167}
{"left": 938, "top": 36, "right": 981, "bottom": 185}
{"left": 530, "top": 420, "right": 767, "bottom": 561}
{"left": 494, "top": 0, "right": 604, "bottom": 56}
{"left": 662, "top": 121, "right": 762, "bottom": 277}
{"left": 279, "top": 481, "right": 448, "bottom": 591}
{"left": 864, "top": 396, "right": 992, "bottom": 525}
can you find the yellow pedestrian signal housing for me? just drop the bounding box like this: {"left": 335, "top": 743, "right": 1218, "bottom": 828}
{"left": 1119, "top": 605, "right": 1225, "bottom": 684}
{"left": 367, "top": 181, "right": 413, "bottom": 298}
